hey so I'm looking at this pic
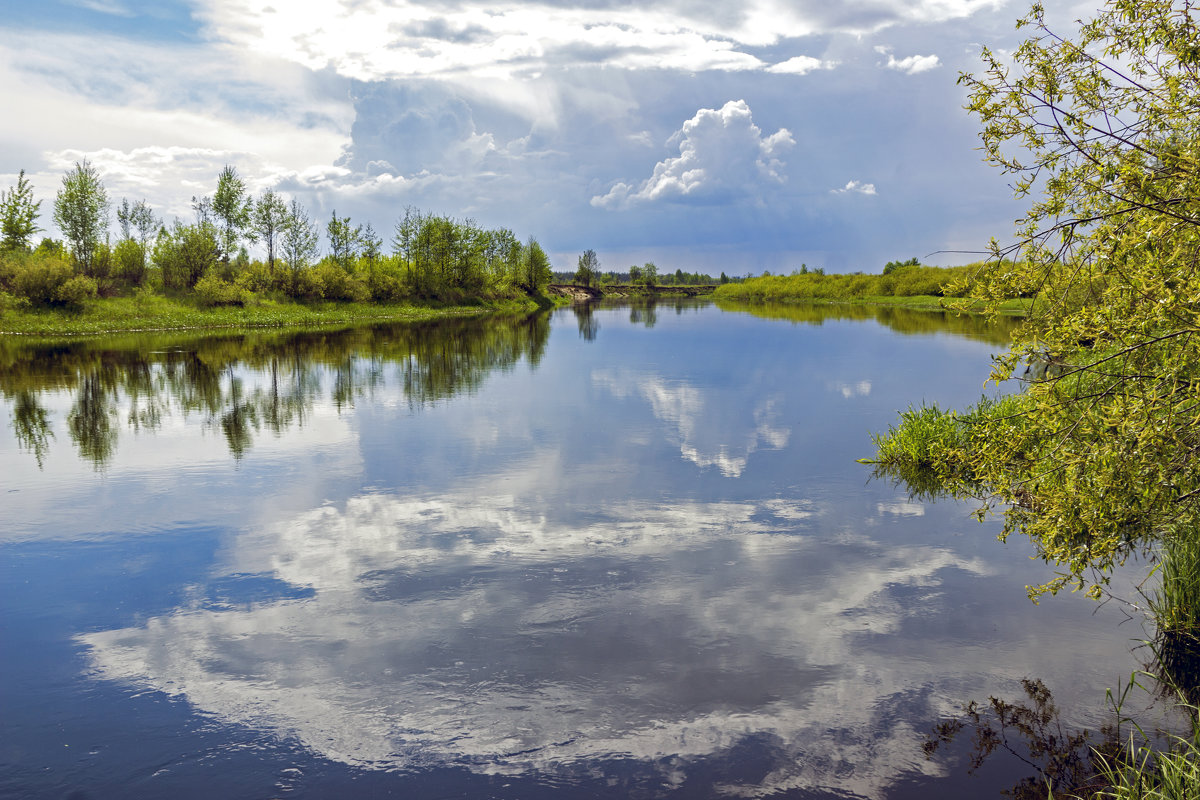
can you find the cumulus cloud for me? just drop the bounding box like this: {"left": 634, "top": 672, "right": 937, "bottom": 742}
{"left": 875, "top": 45, "right": 942, "bottom": 75}
{"left": 592, "top": 100, "right": 794, "bottom": 209}
{"left": 831, "top": 180, "right": 877, "bottom": 196}
{"left": 766, "top": 55, "right": 838, "bottom": 75}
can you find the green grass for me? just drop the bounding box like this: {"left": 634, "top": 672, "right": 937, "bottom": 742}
{"left": 1072, "top": 722, "right": 1200, "bottom": 799}
{"left": 0, "top": 292, "right": 556, "bottom": 336}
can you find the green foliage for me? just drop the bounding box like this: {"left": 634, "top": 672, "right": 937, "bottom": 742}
{"left": 327, "top": 210, "right": 361, "bottom": 272}
{"left": 312, "top": 260, "right": 368, "bottom": 302}
{"left": 1, "top": 170, "right": 41, "bottom": 252}
{"left": 516, "top": 236, "right": 551, "bottom": 293}
{"left": 53, "top": 159, "right": 109, "bottom": 276}
{"left": 281, "top": 198, "right": 320, "bottom": 285}
{"left": 155, "top": 220, "right": 220, "bottom": 290}
{"left": 575, "top": 248, "right": 598, "bottom": 287}
{"left": 251, "top": 189, "right": 288, "bottom": 273}
{"left": 116, "top": 198, "right": 158, "bottom": 249}
{"left": 713, "top": 263, "right": 979, "bottom": 302}
{"left": 3, "top": 164, "right": 551, "bottom": 322}
{"left": 1, "top": 249, "right": 98, "bottom": 307}
{"left": 193, "top": 272, "right": 248, "bottom": 307}
{"left": 111, "top": 238, "right": 148, "bottom": 288}
{"left": 870, "top": 0, "right": 1200, "bottom": 600}
{"left": 882, "top": 257, "right": 920, "bottom": 274}
{"left": 210, "top": 165, "right": 252, "bottom": 263}
{"left": 1090, "top": 724, "right": 1200, "bottom": 800}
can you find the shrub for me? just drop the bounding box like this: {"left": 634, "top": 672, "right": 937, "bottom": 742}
{"left": 111, "top": 239, "right": 147, "bottom": 288}
{"left": 365, "top": 259, "right": 409, "bottom": 301}
{"left": 10, "top": 251, "right": 98, "bottom": 307}
{"left": 193, "top": 272, "right": 246, "bottom": 306}
{"left": 312, "top": 261, "right": 368, "bottom": 302}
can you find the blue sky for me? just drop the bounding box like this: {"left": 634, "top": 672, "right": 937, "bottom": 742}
{"left": 0, "top": 0, "right": 1097, "bottom": 274}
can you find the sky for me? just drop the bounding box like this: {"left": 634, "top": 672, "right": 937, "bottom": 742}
{"left": 0, "top": 0, "right": 1099, "bottom": 274}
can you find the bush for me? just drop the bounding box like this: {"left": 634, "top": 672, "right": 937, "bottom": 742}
{"left": 235, "top": 260, "right": 288, "bottom": 295}
{"left": 193, "top": 272, "right": 246, "bottom": 306}
{"left": 287, "top": 267, "right": 325, "bottom": 300}
{"left": 365, "top": 259, "right": 409, "bottom": 301}
{"left": 111, "top": 239, "right": 147, "bottom": 288}
{"left": 312, "top": 261, "right": 368, "bottom": 302}
{"left": 9, "top": 251, "right": 98, "bottom": 307}
{"left": 155, "top": 222, "right": 219, "bottom": 290}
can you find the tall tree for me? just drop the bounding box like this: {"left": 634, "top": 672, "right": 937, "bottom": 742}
{"left": 281, "top": 198, "right": 320, "bottom": 280}
{"left": 116, "top": 198, "right": 157, "bottom": 247}
{"left": 1, "top": 169, "right": 41, "bottom": 252}
{"left": 53, "top": 159, "right": 109, "bottom": 275}
{"left": 360, "top": 222, "right": 382, "bottom": 267}
{"left": 327, "top": 210, "right": 361, "bottom": 271}
{"left": 211, "top": 165, "right": 252, "bottom": 264}
{"left": 252, "top": 189, "right": 289, "bottom": 274}
{"left": 575, "top": 248, "right": 599, "bottom": 287}
{"left": 518, "top": 236, "right": 551, "bottom": 292}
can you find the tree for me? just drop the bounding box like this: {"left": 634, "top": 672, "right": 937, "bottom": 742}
{"left": 883, "top": 257, "right": 919, "bottom": 274}
{"left": 517, "top": 236, "right": 551, "bottom": 292}
{"left": 1, "top": 170, "right": 41, "bottom": 252}
{"left": 252, "top": 189, "right": 289, "bottom": 275}
{"left": 641, "top": 261, "right": 658, "bottom": 287}
{"left": 211, "top": 165, "right": 252, "bottom": 264}
{"left": 575, "top": 248, "right": 599, "bottom": 287}
{"left": 281, "top": 198, "right": 320, "bottom": 281}
{"left": 113, "top": 198, "right": 159, "bottom": 285}
{"left": 154, "top": 220, "right": 219, "bottom": 289}
{"left": 53, "top": 159, "right": 109, "bottom": 275}
{"left": 870, "top": 0, "right": 1200, "bottom": 599}
{"left": 360, "top": 222, "right": 382, "bottom": 267}
{"left": 327, "top": 210, "right": 361, "bottom": 271}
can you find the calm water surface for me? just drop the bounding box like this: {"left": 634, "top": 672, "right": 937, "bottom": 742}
{"left": 0, "top": 302, "right": 1144, "bottom": 799}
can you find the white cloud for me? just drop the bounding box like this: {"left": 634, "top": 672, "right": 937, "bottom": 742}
{"left": 592, "top": 100, "right": 794, "bottom": 209}
{"left": 0, "top": 30, "right": 350, "bottom": 226}
{"left": 192, "top": 0, "right": 996, "bottom": 83}
{"left": 876, "top": 46, "right": 942, "bottom": 75}
{"left": 831, "top": 180, "right": 877, "bottom": 196}
{"left": 766, "top": 55, "right": 838, "bottom": 75}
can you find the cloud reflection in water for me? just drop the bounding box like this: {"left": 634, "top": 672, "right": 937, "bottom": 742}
{"left": 81, "top": 490, "right": 991, "bottom": 796}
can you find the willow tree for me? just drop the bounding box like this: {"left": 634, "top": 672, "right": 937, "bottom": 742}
{"left": 872, "top": 0, "right": 1200, "bottom": 599}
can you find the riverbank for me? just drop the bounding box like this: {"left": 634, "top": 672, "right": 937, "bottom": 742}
{"left": 722, "top": 294, "right": 1032, "bottom": 315}
{"left": 0, "top": 292, "right": 562, "bottom": 337}
{"left": 544, "top": 283, "right": 717, "bottom": 302}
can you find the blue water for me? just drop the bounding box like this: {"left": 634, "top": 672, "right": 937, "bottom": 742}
{"left": 0, "top": 302, "right": 1144, "bottom": 798}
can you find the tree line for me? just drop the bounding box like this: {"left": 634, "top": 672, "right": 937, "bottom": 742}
{"left": 563, "top": 249, "right": 735, "bottom": 288}
{"left": 0, "top": 162, "right": 554, "bottom": 308}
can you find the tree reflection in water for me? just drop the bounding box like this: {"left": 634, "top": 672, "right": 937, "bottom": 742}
{"left": 0, "top": 314, "right": 551, "bottom": 468}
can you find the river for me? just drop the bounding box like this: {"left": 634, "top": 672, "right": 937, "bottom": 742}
{"left": 0, "top": 301, "right": 1145, "bottom": 798}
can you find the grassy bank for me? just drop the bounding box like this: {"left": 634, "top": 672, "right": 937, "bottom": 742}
{"left": 0, "top": 291, "right": 559, "bottom": 337}
{"left": 722, "top": 292, "right": 1030, "bottom": 314}
{"left": 710, "top": 263, "right": 1030, "bottom": 315}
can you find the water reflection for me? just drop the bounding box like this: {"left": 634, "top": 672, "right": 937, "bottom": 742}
{"left": 715, "top": 299, "right": 1021, "bottom": 346}
{"left": 1, "top": 303, "right": 1140, "bottom": 798}
{"left": 81, "top": 488, "right": 987, "bottom": 796}
{"left": 593, "top": 370, "right": 789, "bottom": 477}
{"left": 0, "top": 315, "right": 550, "bottom": 466}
